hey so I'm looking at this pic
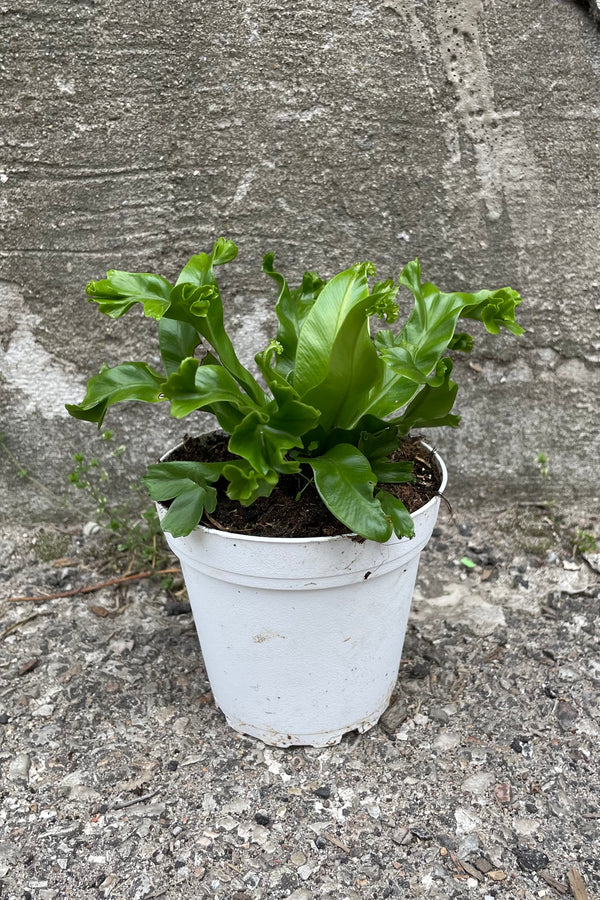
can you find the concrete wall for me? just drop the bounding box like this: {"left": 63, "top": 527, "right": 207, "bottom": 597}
{"left": 1, "top": 0, "right": 599, "bottom": 523}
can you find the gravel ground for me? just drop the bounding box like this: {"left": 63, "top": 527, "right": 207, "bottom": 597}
{"left": 1, "top": 502, "right": 599, "bottom": 900}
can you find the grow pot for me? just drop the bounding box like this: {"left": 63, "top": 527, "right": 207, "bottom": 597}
{"left": 157, "top": 443, "right": 447, "bottom": 748}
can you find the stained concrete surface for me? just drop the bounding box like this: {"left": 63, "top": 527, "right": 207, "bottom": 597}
{"left": 0, "top": 0, "right": 599, "bottom": 523}
{"left": 1, "top": 502, "right": 599, "bottom": 899}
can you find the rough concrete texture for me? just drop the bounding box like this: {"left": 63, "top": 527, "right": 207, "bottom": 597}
{"left": 586, "top": 0, "right": 600, "bottom": 25}
{"left": 1, "top": 504, "right": 599, "bottom": 899}
{"left": 0, "top": 0, "right": 599, "bottom": 523}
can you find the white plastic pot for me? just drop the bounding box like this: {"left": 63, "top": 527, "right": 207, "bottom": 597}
{"left": 158, "top": 446, "right": 447, "bottom": 748}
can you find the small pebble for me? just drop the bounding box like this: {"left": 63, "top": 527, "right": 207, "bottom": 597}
{"left": 481, "top": 566, "right": 499, "bottom": 582}
{"left": 90, "top": 606, "right": 109, "bottom": 618}
{"left": 297, "top": 863, "right": 313, "bottom": 881}
{"left": 513, "top": 817, "right": 539, "bottom": 837}
{"left": 558, "top": 666, "right": 579, "bottom": 682}
{"left": 165, "top": 601, "right": 192, "bottom": 616}
{"left": 409, "top": 662, "right": 430, "bottom": 679}
{"left": 254, "top": 812, "right": 271, "bottom": 826}
{"left": 314, "top": 785, "right": 330, "bottom": 799}
{"left": 461, "top": 772, "right": 494, "bottom": 795}
{"left": 428, "top": 706, "right": 449, "bottom": 725}
{"left": 516, "top": 848, "right": 550, "bottom": 871}
{"left": 8, "top": 753, "right": 31, "bottom": 782}
{"left": 433, "top": 731, "right": 461, "bottom": 752}
{"left": 391, "top": 827, "right": 412, "bottom": 846}
{"left": 512, "top": 574, "right": 529, "bottom": 589}
{"left": 511, "top": 737, "right": 532, "bottom": 758}
{"left": 494, "top": 783, "right": 512, "bottom": 805}
{"left": 487, "top": 870, "right": 507, "bottom": 882}
{"left": 83, "top": 521, "right": 102, "bottom": 536}
{"left": 556, "top": 700, "right": 578, "bottom": 731}
{"left": 457, "top": 833, "right": 481, "bottom": 856}
{"left": 380, "top": 699, "right": 408, "bottom": 734}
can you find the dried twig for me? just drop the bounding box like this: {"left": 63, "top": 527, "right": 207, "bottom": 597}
{"left": 224, "top": 862, "right": 244, "bottom": 875}
{"left": 539, "top": 870, "right": 569, "bottom": 895}
{"left": 459, "top": 860, "right": 484, "bottom": 882}
{"left": 6, "top": 568, "right": 181, "bottom": 603}
{"left": 567, "top": 867, "right": 589, "bottom": 900}
{"left": 203, "top": 512, "right": 238, "bottom": 532}
{"left": 321, "top": 832, "right": 351, "bottom": 854}
{"left": 111, "top": 789, "right": 161, "bottom": 810}
{"left": 1, "top": 611, "right": 54, "bottom": 639}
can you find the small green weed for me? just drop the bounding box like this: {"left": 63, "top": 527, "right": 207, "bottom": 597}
{"left": 536, "top": 452, "right": 549, "bottom": 481}
{"left": 69, "top": 431, "right": 171, "bottom": 572}
{"left": 573, "top": 529, "right": 597, "bottom": 556}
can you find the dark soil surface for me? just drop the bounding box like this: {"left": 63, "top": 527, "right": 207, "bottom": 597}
{"left": 164, "top": 431, "right": 443, "bottom": 538}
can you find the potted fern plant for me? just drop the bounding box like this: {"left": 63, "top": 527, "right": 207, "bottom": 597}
{"left": 67, "top": 237, "right": 523, "bottom": 747}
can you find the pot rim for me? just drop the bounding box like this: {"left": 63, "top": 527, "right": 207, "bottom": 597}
{"left": 159, "top": 438, "right": 447, "bottom": 544}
